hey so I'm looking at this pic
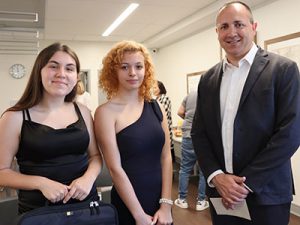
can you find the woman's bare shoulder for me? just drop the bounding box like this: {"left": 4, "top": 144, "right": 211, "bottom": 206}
{"left": 94, "top": 101, "right": 123, "bottom": 132}
{"left": 0, "top": 110, "right": 23, "bottom": 131}
{"left": 95, "top": 100, "right": 124, "bottom": 116}
{"left": 1, "top": 110, "right": 22, "bottom": 122}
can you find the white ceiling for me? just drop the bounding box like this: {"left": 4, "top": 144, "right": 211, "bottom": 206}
{"left": 0, "top": 0, "right": 278, "bottom": 50}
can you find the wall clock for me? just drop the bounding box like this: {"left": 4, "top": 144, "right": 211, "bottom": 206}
{"left": 9, "top": 64, "right": 26, "bottom": 79}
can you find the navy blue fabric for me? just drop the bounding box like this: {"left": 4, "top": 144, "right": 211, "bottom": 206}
{"left": 16, "top": 200, "right": 118, "bottom": 225}
{"left": 111, "top": 101, "right": 165, "bottom": 225}
{"left": 192, "top": 47, "right": 300, "bottom": 224}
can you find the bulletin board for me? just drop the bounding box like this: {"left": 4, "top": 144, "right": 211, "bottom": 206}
{"left": 186, "top": 71, "right": 205, "bottom": 94}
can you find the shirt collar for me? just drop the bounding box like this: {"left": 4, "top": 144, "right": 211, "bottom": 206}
{"left": 222, "top": 43, "right": 258, "bottom": 71}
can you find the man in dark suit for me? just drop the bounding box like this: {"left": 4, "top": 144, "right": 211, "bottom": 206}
{"left": 191, "top": 1, "right": 300, "bottom": 225}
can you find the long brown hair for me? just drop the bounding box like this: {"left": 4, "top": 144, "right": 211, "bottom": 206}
{"left": 99, "top": 40, "right": 155, "bottom": 101}
{"left": 7, "top": 42, "right": 80, "bottom": 112}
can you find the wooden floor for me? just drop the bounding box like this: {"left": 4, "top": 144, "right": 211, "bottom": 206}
{"left": 171, "top": 172, "right": 300, "bottom": 225}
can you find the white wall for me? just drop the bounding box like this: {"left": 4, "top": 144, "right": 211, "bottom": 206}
{"left": 151, "top": 0, "right": 300, "bottom": 210}
{"left": 152, "top": 28, "right": 220, "bottom": 123}
{"left": 0, "top": 54, "right": 35, "bottom": 114}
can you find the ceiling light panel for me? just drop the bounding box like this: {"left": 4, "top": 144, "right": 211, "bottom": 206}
{"left": 0, "top": 10, "right": 38, "bottom": 22}
{"left": 102, "top": 3, "right": 139, "bottom": 37}
{"left": 0, "top": 28, "right": 39, "bottom": 39}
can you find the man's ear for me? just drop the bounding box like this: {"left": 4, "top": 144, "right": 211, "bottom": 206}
{"left": 252, "top": 22, "right": 258, "bottom": 32}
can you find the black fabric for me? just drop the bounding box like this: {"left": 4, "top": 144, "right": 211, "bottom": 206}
{"left": 112, "top": 101, "right": 165, "bottom": 225}
{"left": 16, "top": 102, "right": 97, "bottom": 213}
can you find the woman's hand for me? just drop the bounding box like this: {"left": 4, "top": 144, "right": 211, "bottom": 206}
{"left": 39, "top": 178, "right": 69, "bottom": 203}
{"left": 135, "top": 213, "right": 154, "bottom": 225}
{"left": 152, "top": 204, "right": 173, "bottom": 225}
{"left": 63, "top": 176, "right": 94, "bottom": 203}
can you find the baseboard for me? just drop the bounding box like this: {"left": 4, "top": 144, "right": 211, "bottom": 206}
{"left": 291, "top": 202, "right": 300, "bottom": 217}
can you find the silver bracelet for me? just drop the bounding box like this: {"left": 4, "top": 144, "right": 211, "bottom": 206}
{"left": 159, "top": 198, "right": 173, "bottom": 205}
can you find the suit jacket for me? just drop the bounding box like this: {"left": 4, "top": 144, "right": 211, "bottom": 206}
{"left": 191, "top": 47, "right": 300, "bottom": 205}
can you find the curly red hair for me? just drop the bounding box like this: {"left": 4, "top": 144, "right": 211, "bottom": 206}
{"left": 99, "top": 40, "right": 155, "bottom": 101}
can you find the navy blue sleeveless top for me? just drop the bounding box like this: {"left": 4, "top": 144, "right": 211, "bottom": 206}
{"left": 16, "top": 102, "right": 97, "bottom": 213}
{"left": 111, "top": 100, "right": 165, "bottom": 225}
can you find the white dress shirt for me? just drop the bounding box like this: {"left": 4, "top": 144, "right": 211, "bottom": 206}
{"left": 207, "top": 43, "right": 258, "bottom": 187}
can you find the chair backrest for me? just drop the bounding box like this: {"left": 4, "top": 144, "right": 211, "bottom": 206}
{"left": 0, "top": 197, "right": 18, "bottom": 225}
{"left": 94, "top": 161, "right": 112, "bottom": 187}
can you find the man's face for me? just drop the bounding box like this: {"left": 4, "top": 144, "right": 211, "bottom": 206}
{"left": 216, "top": 3, "right": 257, "bottom": 64}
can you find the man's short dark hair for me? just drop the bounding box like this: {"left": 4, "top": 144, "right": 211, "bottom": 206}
{"left": 218, "top": 1, "right": 254, "bottom": 24}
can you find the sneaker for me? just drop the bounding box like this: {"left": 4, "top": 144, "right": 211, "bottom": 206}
{"left": 174, "top": 198, "right": 188, "bottom": 209}
{"left": 196, "top": 200, "right": 209, "bottom": 211}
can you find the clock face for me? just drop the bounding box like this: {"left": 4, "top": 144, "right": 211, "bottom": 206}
{"left": 9, "top": 64, "right": 26, "bottom": 79}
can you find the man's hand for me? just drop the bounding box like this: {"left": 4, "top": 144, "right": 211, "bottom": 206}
{"left": 212, "top": 174, "right": 249, "bottom": 209}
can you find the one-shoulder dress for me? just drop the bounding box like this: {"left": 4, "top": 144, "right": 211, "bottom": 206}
{"left": 111, "top": 101, "right": 165, "bottom": 225}
{"left": 16, "top": 102, "right": 98, "bottom": 214}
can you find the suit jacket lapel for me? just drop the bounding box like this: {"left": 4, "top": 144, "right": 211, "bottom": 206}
{"left": 214, "top": 63, "right": 223, "bottom": 129}
{"left": 239, "top": 48, "right": 269, "bottom": 107}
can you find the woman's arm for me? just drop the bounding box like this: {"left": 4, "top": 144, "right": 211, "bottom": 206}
{"left": 0, "top": 111, "right": 31, "bottom": 188}
{"left": 153, "top": 103, "right": 173, "bottom": 225}
{"left": 0, "top": 111, "right": 69, "bottom": 203}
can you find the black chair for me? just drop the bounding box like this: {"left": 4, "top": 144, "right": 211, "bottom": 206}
{"left": 0, "top": 197, "right": 18, "bottom": 225}
{"left": 94, "top": 162, "right": 113, "bottom": 203}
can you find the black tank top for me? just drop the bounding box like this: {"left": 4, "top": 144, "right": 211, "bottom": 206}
{"left": 16, "top": 102, "right": 96, "bottom": 213}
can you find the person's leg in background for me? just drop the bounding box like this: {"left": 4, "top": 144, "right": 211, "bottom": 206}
{"left": 175, "top": 137, "right": 196, "bottom": 209}
{"left": 196, "top": 168, "right": 209, "bottom": 211}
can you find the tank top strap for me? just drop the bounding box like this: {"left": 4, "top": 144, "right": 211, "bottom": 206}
{"left": 73, "top": 102, "right": 84, "bottom": 121}
{"left": 22, "top": 109, "right": 31, "bottom": 121}
{"left": 150, "top": 100, "right": 163, "bottom": 122}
